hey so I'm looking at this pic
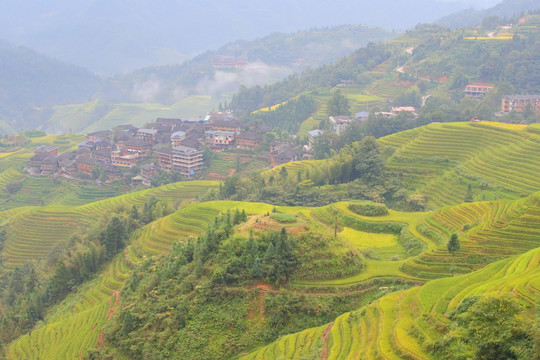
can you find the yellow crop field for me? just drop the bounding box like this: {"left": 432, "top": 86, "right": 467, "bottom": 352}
{"left": 341, "top": 227, "right": 398, "bottom": 249}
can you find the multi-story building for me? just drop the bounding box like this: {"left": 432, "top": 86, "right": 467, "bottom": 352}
{"left": 76, "top": 156, "right": 97, "bottom": 175}
{"left": 171, "top": 131, "right": 186, "bottom": 147}
{"left": 156, "top": 146, "right": 204, "bottom": 177}
{"left": 464, "top": 84, "right": 494, "bottom": 99}
{"left": 501, "top": 95, "right": 540, "bottom": 113}
{"left": 111, "top": 150, "right": 139, "bottom": 168}
{"left": 391, "top": 107, "right": 417, "bottom": 116}
{"left": 236, "top": 132, "right": 262, "bottom": 150}
{"left": 209, "top": 120, "right": 242, "bottom": 134}
{"left": 28, "top": 153, "right": 58, "bottom": 175}
{"left": 137, "top": 129, "right": 158, "bottom": 143}
{"left": 307, "top": 130, "right": 324, "bottom": 148}
{"left": 329, "top": 116, "right": 351, "bottom": 135}
{"left": 205, "top": 130, "right": 235, "bottom": 149}
{"left": 125, "top": 139, "right": 152, "bottom": 155}
{"left": 140, "top": 163, "right": 159, "bottom": 185}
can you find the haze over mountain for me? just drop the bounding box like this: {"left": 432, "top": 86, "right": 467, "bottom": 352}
{"left": 437, "top": 0, "right": 540, "bottom": 28}
{"left": 0, "top": 0, "right": 501, "bottom": 74}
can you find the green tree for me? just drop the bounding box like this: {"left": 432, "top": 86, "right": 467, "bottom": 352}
{"left": 466, "top": 295, "right": 536, "bottom": 360}
{"left": 447, "top": 233, "right": 460, "bottom": 276}
{"left": 102, "top": 216, "right": 127, "bottom": 258}
{"left": 252, "top": 257, "right": 263, "bottom": 278}
{"left": 327, "top": 89, "right": 350, "bottom": 116}
{"left": 279, "top": 166, "right": 288, "bottom": 180}
{"left": 465, "top": 184, "right": 473, "bottom": 203}
{"left": 130, "top": 205, "right": 139, "bottom": 221}
{"left": 354, "top": 136, "right": 384, "bottom": 181}
{"left": 447, "top": 233, "right": 460, "bottom": 255}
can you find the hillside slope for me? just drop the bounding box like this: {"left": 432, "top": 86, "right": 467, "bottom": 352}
{"left": 242, "top": 244, "right": 539, "bottom": 359}
{"left": 7, "top": 188, "right": 540, "bottom": 358}
{"left": 266, "top": 122, "right": 540, "bottom": 209}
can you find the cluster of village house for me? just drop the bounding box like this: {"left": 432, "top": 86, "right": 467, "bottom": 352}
{"left": 464, "top": 84, "right": 540, "bottom": 115}
{"left": 26, "top": 86, "right": 540, "bottom": 186}
{"left": 26, "top": 112, "right": 317, "bottom": 186}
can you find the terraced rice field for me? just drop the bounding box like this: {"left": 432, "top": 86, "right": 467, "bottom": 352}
{"left": 262, "top": 159, "right": 321, "bottom": 182}
{"left": 5, "top": 199, "right": 275, "bottom": 359}
{"left": 48, "top": 100, "right": 104, "bottom": 133}
{"left": 380, "top": 122, "right": 540, "bottom": 207}
{"left": 207, "top": 155, "right": 236, "bottom": 178}
{"left": 1, "top": 181, "right": 218, "bottom": 267}
{"left": 5, "top": 121, "right": 540, "bottom": 360}
{"left": 242, "top": 245, "right": 540, "bottom": 360}
{"left": 401, "top": 194, "right": 540, "bottom": 279}
{"left": 266, "top": 122, "right": 540, "bottom": 209}
{"left": 0, "top": 134, "right": 84, "bottom": 172}
{"left": 6, "top": 191, "right": 540, "bottom": 358}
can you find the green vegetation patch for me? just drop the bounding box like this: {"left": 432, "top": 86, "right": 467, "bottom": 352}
{"left": 21, "top": 130, "right": 46, "bottom": 138}
{"left": 270, "top": 213, "right": 297, "bottom": 223}
{"left": 348, "top": 201, "right": 389, "bottom": 216}
{"left": 341, "top": 228, "right": 397, "bottom": 249}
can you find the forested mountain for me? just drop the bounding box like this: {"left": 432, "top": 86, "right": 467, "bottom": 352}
{"left": 97, "top": 25, "right": 395, "bottom": 104}
{"left": 437, "top": 0, "right": 540, "bottom": 28}
{"left": 0, "top": 25, "right": 394, "bottom": 133}
{"left": 0, "top": 0, "right": 496, "bottom": 74}
{"left": 0, "top": 41, "right": 100, "bottom": 130}
{"left": 230, "top": 13, "right": 540, "bottom": 124}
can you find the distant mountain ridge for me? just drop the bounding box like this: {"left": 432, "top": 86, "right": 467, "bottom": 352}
{"left": 437, "top": 0, "right": 540, "bottom": 28}
{"left": 0, "top": 25, "right": 396, "bottom": 133}
{"left": 0, "top": 0, "right": 500, "bottom": 74}
{"left": 0, "top": 41, "right": 100, "bottom": 130}
{"left": 98, "top": 25, "right": 396, "bottom": 104}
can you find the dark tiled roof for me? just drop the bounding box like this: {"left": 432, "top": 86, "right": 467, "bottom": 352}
{"left": 126, "top": 139, "right": 151, "bottom": 147}
{"left": 87, "top": 130, "right": 112, "bottom": 137}
{"left": 141, "top": 163, "right": 158, "bottom": 171}
{"left": 173, "top": 145, "right": 201, "bottom": 155}
{"left": 237, "top": 131, "right": 262, "bottom": 141}
{"left": 76, "top": 156, "right": 97, "bottom": 166}
{"left": 155, "top": 147, "right": 174, "bottom": 156}
{"left": 211, "top": 119, "right": 241, "bottom": 129}
{"left": 29, "top": 152, "right": 56, "bottom": 163}
{"left": 35, "top": 144, "right": 58, "bottom": 153}
{"left": 155, "top": 118, "right": 182, "bottom": 126}
{"left": 504, "top": 94, "right": 540, "bottom": 101}
{"left": 93, "top": 149, "right": 112, "bottom": 158}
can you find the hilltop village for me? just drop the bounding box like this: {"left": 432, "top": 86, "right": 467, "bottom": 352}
{"left": 25, "top": 89, "right": 540, "bottom": 187}
{"left": 25, "top": 111, "right": 310, "bottom": 186}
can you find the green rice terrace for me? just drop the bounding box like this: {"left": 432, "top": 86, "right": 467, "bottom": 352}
{"left": 4, "top": 190, "right": 540, "bottom": 358}
{"left": 268, "top": 121, "right": 540, "bottom": 209}
{"left": 1, "top": 122, "right": 539, "bottom": 359}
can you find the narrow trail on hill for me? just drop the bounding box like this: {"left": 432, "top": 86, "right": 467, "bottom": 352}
{"left": 320, "top": 322, "right": 334, "bottom": 360}
{"left": 106, "top": 291, "right": 120, "bottom": 319}
{"left": 97, "top": 291, "right": 121, "bottom": 349}
{"left": 248, "top": 282, "right": 274, "bottom": 319}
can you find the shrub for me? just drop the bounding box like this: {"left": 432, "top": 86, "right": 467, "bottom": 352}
{"left": 270, "top": 213, "right": 297, "bottom": 223}
{"left": 5, "top": 181, "right": 23, "bottom": 194}
{"left": 22, "top": 130, "right": 46, "bottom": 138}
{"left": 348, "top": 201, "right": 389, "bottom": 216}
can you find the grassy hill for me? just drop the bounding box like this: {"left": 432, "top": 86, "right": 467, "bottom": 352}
{"left": 381, "top": 121, "right": 540, "bottom": 207}
{"left": 265, "top": 121, "right": 540, "bottom": 210}
{"left": 0, "top": 121, "right": 538, "bottom": 358}
{"left": 5, "top": 188, "right": 539, "bottom": 358}
{"left": 242, "top": 239, "right": 540, "bottom": 359}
